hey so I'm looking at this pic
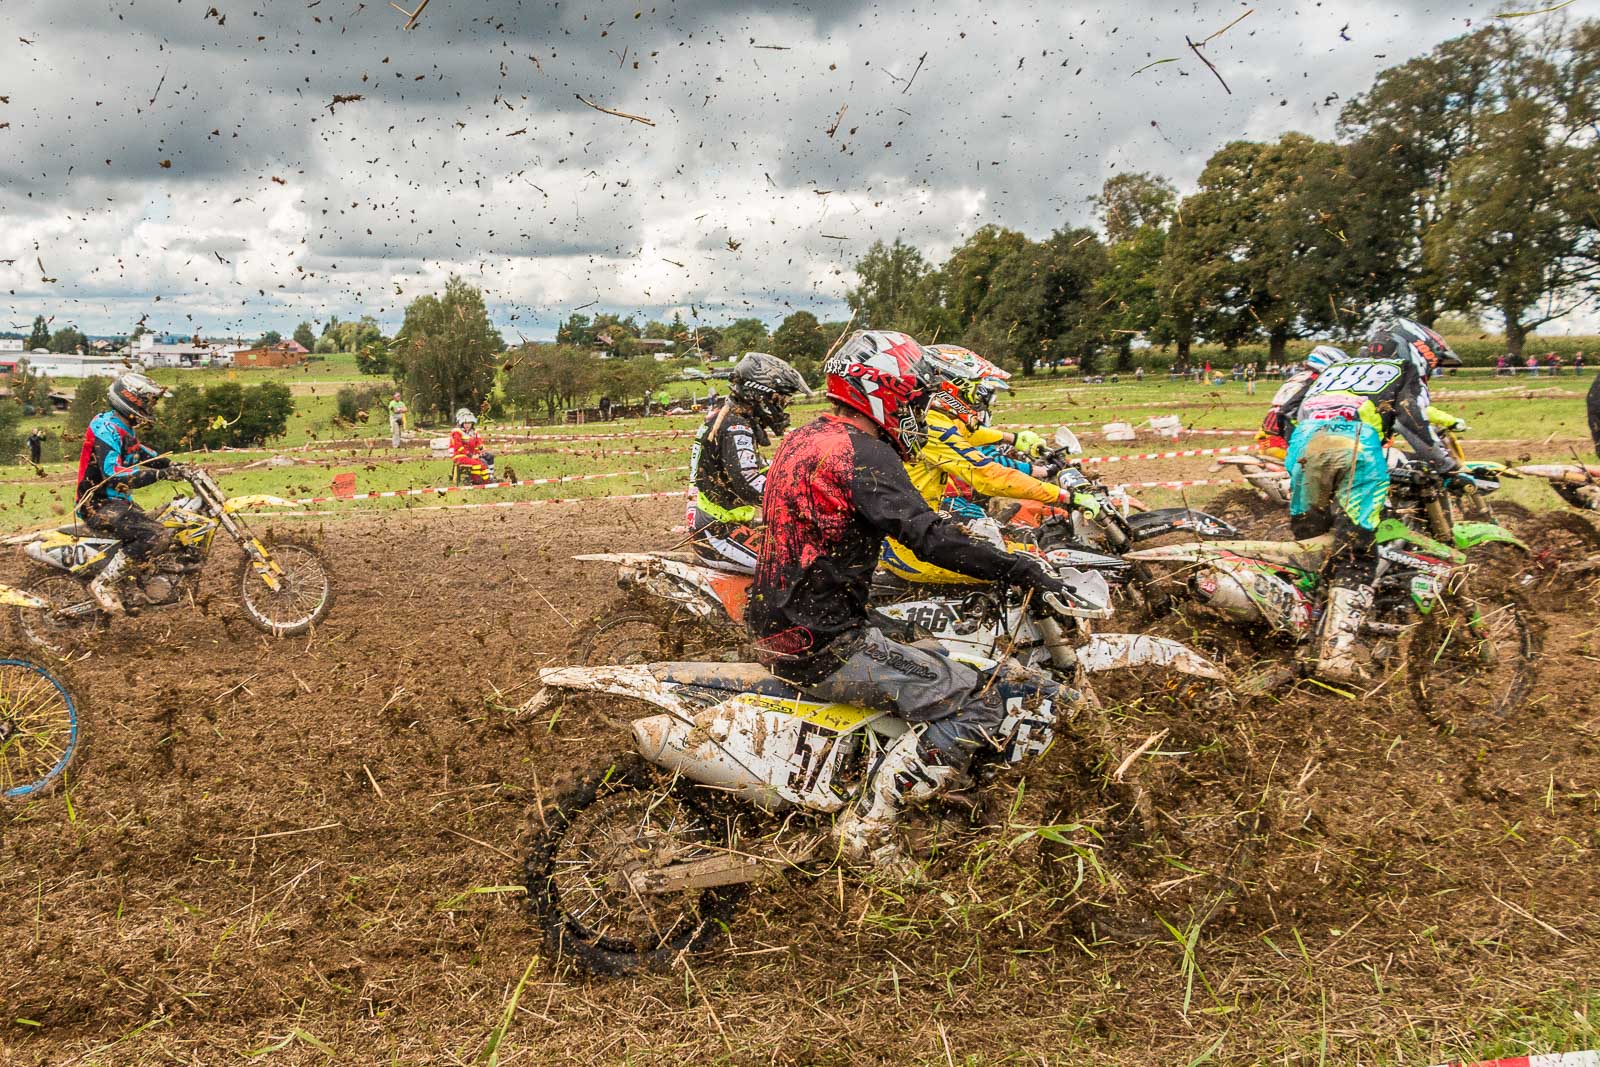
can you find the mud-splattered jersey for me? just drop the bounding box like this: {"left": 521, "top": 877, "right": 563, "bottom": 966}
{"left": 1296, "top": 354, "right": 1455, "bottom": 472}
{"left": 76, "top": 411, "right": 158, "bottom": 509}
{"left": 690, "top": 403, "right": 767, "bottom": 514}
{"left": 748, "top": 414, "right": 1046, "bottom": 680}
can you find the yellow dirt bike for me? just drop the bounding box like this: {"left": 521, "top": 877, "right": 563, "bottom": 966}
{"left": 0, "top": 583, "right": 83, "bottom": 800}
{"left": 9, "top": 463, "right": 334, "bottom": 653}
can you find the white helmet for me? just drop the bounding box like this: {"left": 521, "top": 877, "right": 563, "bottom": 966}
{"left": 1304, "top": 345, "right": 1347, "bottom": 373}
{"left": 455, "top": 408, "right": 477, "bottom": 427}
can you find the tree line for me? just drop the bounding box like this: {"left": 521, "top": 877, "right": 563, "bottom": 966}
{"left": 848, "top": 20, "right": 1599, "bottom": 368}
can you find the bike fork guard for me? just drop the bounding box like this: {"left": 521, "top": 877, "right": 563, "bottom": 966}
{"left": 245, "top": 538, "right": 285, "bottom": 592}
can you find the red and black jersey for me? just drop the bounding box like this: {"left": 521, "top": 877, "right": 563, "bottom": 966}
{"left": 748, "top": 414, "right": 1044, "bottom": 681}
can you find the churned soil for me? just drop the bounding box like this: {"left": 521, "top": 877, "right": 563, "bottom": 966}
{"left": 1, "top": 497, "right": 1599, "bottom": 1066}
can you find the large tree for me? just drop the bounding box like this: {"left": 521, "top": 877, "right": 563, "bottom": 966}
{"left": 504, "top": 344, "right": 599, "bottom": 421}
{"left": 1422, "top": 22, "right": 1600, "bottom": 353}
{"left": 1339, "top": 27, "right": 1508, "bottom": 326}
{"left": 1162, "top": 133, "right": 1348, "bottom": 361}
{"left": 292, "top": 321, "right": 316, "bottom": 351}
{"left": 1093, "top": 172, "right": 1177, "bottom": 244}
{"left": 25, "top": 316, "right": 49, "bottom": 351}
{"left": 970, "top": 227, "right": 1109, "bottom": 375}
{"left": 48, "top": 325, "right": 87, "bottom": 354}
{"left": 769, "top": 311, "right": 827, "bottom": 379}
{"left": 932, "top": 226, "right": 1031, "bottom": 349}
{"left": 719, "top": 317, "right": 770, "bottom": 358}
{"left": 393, "top": 277, "right": 504, "bottom": 421}
{"left": 847, "top": 239, "right": 934, "bottom": 334}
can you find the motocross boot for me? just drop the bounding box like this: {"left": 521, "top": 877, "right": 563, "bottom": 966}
{"left": 87, "top": 551, "right": 130, "bottom": 616}
{"left": 1315, "top": 583, "right": 1375, "bottom": 687}
{"left": 836, "top": 730, "right": 961, "bottom": 879}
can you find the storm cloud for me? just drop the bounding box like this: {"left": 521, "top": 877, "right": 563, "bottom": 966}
{"left": 0, "top": 0, "right": 1501, "bottom": 337}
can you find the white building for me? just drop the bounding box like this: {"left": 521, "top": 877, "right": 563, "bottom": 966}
{"left": 0, "top": 338, "right": 22, "bottom": 353}
{"left": 134, "top": 334, "right": 237, "bottom": 368}
{"left": 0, "top": 352, "right": 134, "bottom": 378}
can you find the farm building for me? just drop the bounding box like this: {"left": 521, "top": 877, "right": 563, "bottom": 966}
{"left": 232, "top": 341, "right": 309, "bottom": 368}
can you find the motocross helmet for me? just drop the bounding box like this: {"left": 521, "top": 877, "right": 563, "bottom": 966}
{"left": 455, "top": 408, "right": 477, "bottom": 427}
{"left": 1366, "top": 318, "right": 1462, "bottom": 378}
{"left": 923, "top": 344, "right": 989, "bottom": 429}
{"left": 108, "top": 372, "right": 167, "bottom": 425}
{"left": 824, "top": 330, "right": 935, "bottom": 460}
{"left": 730, "top": 352, "right": 811, "bottom": 435}
{"left": 1304, "top": 345, "right": 1347, "bottom": 374}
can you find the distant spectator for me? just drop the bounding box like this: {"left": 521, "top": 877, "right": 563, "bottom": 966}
{"left": 27, "top": 429, "right": 42, "bottom": 465}
{"left": 1495, "top": 353, "right": 1508, "bottom": 376}
{"left": 598, "top": 395, "right": 612, "bottom": 421}
{"left": 1546, "top": 351, "right": 1561, "bottom": 376}
{"left": 387, "top": 392, "right": 407, "bottom": 448}
{"left": 1526, "top": 353, "right": 1539, "bottom": 374}
{"left": 1134, "top": 366, "right": 1145, "bottom": 383}
{"left": 1575, "top": 351, "right": 1586, "bottom": 376}
{"left": 1244, "top": 362, "right": 1258, "bottom": 395}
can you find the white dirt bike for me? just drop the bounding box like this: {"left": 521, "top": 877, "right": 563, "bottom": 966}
{"left": 9, "top": 463, "right": 334, "bottom": 652}
{"left": 525, "top": 572, "right": 1224, "bottom": 974}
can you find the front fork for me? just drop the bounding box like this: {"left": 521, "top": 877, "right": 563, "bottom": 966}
{"left": 224, "top": 512, "right": 285, "bottom": 594}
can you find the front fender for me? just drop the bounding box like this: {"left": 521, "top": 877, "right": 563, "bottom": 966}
{"left": 0, "top": 583, "right": 49, "bottom": 609}
{"left": 1452, "top": 521, "right": 1527, "bottom": 553}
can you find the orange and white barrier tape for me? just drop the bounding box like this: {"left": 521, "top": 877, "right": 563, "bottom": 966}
{"left": 1111, "top": 476, "right": 1249, "bottom": 491}
{"left": 267, "top": 465, "right": 690, "bottom": 507}
{"left": 1080, "top": 445, "right": 1254, "bottom": 466}
{"left": 256, "top": 489, "right": 688, "bottom": 519}
{"left": 1432, "top": 1054, "right": 1600, "bottom": 1067}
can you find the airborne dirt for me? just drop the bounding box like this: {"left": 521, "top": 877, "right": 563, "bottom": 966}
{"left": 2, "top": 498, "right": 1599, "bottom": 1065}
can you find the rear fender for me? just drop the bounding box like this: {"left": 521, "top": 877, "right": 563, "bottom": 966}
{"left": 1078, "top": 634, "right": 1226, "bottom": 680}
{"left": 575, "top": 552, "right": 747, "bottom": 623}
{"left": 1126, "top": 507, "right": 1238, "bottom": 541}
{"left": 536, "top": 664, "right": 699, "bottom": 721}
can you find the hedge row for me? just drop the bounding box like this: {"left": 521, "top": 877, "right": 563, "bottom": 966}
{"left": 1119, "top": 335, "right": 1600, "bottom": 371}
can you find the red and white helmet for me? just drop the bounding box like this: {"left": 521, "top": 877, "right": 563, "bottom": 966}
{"left": 825, "top": 330, "right": 934, "bottom": 458}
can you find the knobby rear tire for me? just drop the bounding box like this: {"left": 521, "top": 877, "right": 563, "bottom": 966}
{"left": 525, "top": 755, "right": 743, "bottom": 976}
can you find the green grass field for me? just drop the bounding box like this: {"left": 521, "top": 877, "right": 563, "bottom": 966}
{"left": 2, "top": 368, "right": 1591, "bottom": 532}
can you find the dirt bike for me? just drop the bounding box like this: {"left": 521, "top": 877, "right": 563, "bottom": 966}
{"left": 1214, "top": 452, "right": 1290, "bottom": 504}
{"left": 0, "top": 583, "right": 83, "bottom": 800}
{"left": 1514, "top": 462, "right": 1600, "bottom": 512}
{"left": 525, "top": 577, "right": 1220, "bottom": 975}
{"left": 993, "top": 428, "right": 1239, "bottom": 552}
{"left": 569, "top": 549, "right": 1222, "bottom": 717}
{"left": 1125, "top": 489, "right": 1538, "bottom": 720}
{"left": 10, "top": 463, "right": 335, "bottom": 653}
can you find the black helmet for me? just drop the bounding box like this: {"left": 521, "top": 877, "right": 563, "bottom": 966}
{"left": 730, "top": 352, "right": 811, "bottom": 435}
{"left": 108, "top": 372, "right": 167, "bottom": 424}
{"left": 1366, "top": 318, "right": 1462, "bottom": 378}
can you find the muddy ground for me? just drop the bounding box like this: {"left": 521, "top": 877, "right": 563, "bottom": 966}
{"left": 2, "top": 497, "right": 1599, "bottom": 1065}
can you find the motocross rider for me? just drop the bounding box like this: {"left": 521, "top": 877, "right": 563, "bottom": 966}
{"left": 747, "top": 330, "right": 1073, "bottom": 872}
{"left": 687, "top": 351, "right": 811, "bottom": 573}
{"left": 1287, "top": 318, "right": 1463, "bottom": 684}
{"left": 449, "top": 409, "right": 494, "bottom": 479}
{"left": 1258, "top": 345, "right": 1346, "bottom": 455}
{"left": 75, "top": 372, "right": 175, "bottom": 614}
{"left": 877, "top": 345, "right": 1076, "bottom": 582}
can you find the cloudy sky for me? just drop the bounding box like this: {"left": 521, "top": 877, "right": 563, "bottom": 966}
{"left": 0, "top": 0, "right": 1529, "bottom": 340}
